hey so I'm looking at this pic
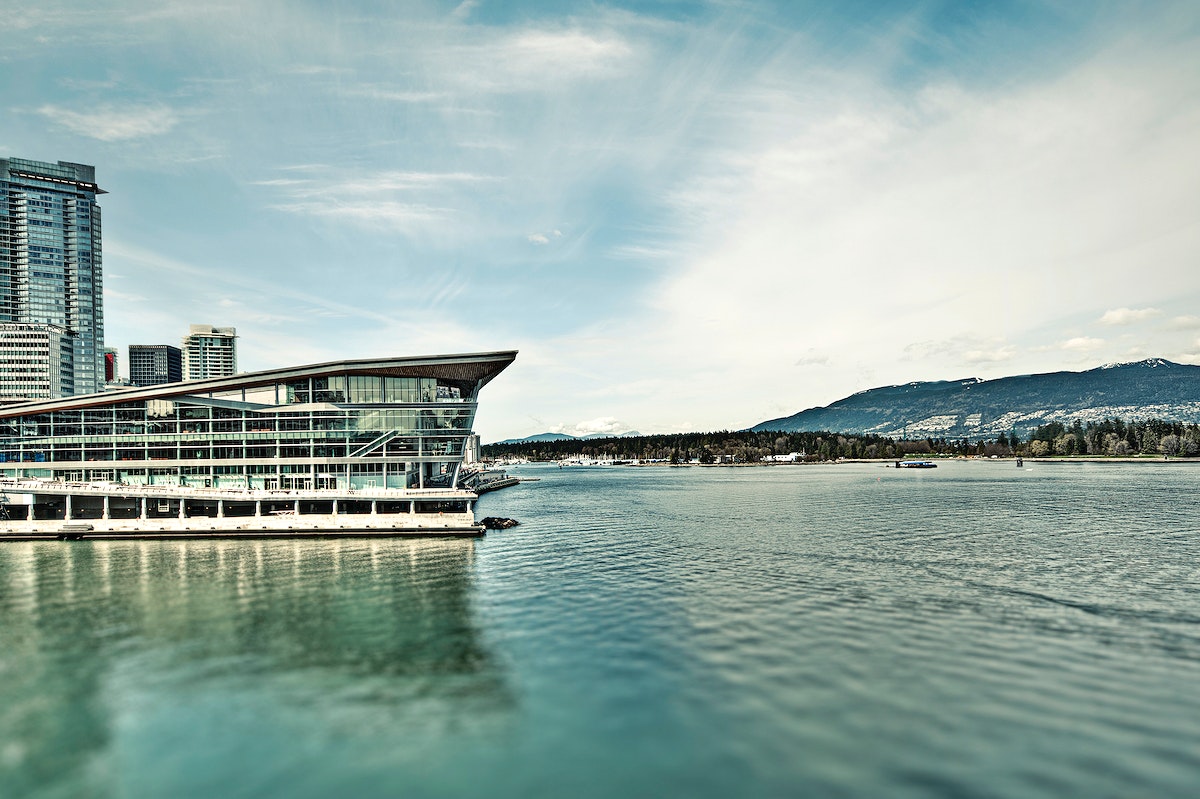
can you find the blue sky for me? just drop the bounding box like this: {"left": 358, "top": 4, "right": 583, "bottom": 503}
{"left": 3, "top": 0, "right": 1199, "bottom": 441}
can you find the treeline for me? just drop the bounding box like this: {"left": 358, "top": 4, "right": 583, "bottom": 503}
{"left": 482, "top": 418, "right": 1200, "bottom": 462}
{"left": 1025, "top": 418, "right": 1200, "bottom": 456}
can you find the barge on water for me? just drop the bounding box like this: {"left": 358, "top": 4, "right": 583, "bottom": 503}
{"left": 0, "top": 480, "right": 485, "bottom": 540}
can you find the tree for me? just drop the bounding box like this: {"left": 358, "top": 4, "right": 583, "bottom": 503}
{"left": 1159, "top": 434, "right": 1181, "bottom": 457}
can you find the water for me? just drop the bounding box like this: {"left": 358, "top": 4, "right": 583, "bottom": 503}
{"left": 2, "top": 461, "right": 1199, "bottom": 798}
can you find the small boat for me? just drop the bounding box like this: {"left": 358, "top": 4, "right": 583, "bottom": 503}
{"left": 896, "top": 460, "right": 937, "bottom": 468}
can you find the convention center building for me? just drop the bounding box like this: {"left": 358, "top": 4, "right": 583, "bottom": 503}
{"left": 0, "top": 351, "right": 516, "bottom": 491}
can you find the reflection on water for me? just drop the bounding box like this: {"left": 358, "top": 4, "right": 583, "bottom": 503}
{"left": 0, "top": 538, "right": 511, "bottom": 799}
{"left": 5, "top": 463, "right": 1200, "bottom": 798}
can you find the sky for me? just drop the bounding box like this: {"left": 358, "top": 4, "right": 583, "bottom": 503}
{"left": 3, "top": 0, "right": 1199, "bottom": 442}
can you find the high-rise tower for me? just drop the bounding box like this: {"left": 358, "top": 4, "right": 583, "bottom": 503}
{"left": 0, "top": 157, "right": 105, "bottom": 397}
{"left": 182, "top": 325, "right": 237, "bottom": 380}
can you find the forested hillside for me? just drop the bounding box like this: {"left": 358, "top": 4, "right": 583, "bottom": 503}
{"left": 483, "top": 418, "right": 1200, "bottom": 462}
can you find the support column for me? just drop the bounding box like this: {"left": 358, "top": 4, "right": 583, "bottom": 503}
{"left": 140, "top": 497, "right": 147, "bottom": 520}
{"left": 27, "top": 503, "right": 34, "bottom": 521}
{"left": 102, "top": 496, "right": 110, "bottom": 520}
{"left": 409, "top": 500, "right": 416, "bottom": 515}
{"left": 254, "top": 500, "right": 262, "bottom": 517}
{"left": 65, "top": 494, "right": 72, "bottom": 520}
{"left": 179, "top": 500, "right": 186, "bottom": 520}
{"left": 293, "top": 499, "right": 300, "bottom": 515}
{"left": 332, "top": 500, "right": 339, "bottom": 516}
{"left": 217, "top": 500, "right": 224, "bottom": 519}
{"left": 370, "top": 500, "right": 377, "bottom": 516}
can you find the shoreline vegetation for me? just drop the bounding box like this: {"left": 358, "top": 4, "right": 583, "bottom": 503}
{"left": 483, "top": 417, "right": 1200, "bottom": 464}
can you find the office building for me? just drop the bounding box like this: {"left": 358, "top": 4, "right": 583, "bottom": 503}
{"left": 0, "top": 157, "right": 104, "bottom": 396}
{"left": 0, "top": 323, "right": 74, "bottom": 402}
{"left": 182, "top": 325, "right": 236, "bottom": 380}
{"left": 129, "top": 344, "right": 182, "bottom": 387}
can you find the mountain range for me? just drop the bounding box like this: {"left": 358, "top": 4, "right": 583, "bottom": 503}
{"left": 752, "top": 359, "right": 1200, "bottom": 440}
{"left": 493, "top": 430, "right": 643, "bottom": 445}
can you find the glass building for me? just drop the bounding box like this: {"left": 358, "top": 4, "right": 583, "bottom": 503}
{"left": 0, "top": 351, "right": 516, "bottom": 491}
{"left": 0, "top": 158, "right": 104, "bottom": 396}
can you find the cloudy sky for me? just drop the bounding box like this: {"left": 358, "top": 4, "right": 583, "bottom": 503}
{"left": 3, "top": 0, "right": 1199, "bottom": 441}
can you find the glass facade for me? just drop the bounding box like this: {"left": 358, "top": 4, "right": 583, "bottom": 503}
{"left": 0, "top": 354, "right": 515, "bottom": 491}
{"left": 0, "top": 158, "right": 104, "bottom": 396}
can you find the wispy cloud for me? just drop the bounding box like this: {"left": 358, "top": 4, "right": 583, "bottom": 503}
{"left": 443, "top": 28, "right": 637, "bottom": 93}
{"left": 451, "top": 1, "right": 479, "bottom": 22}
{"left": 34, "top": 104, "right": 179, "bottom": 140}
{"left": 794, "top": 350, "right": 831, "bottom": 367}
{"left": 257, "top": 169, "right": 497, "bottom": 231}
{"left": 901, "top": 337, "right": 1016, "bottom": 367}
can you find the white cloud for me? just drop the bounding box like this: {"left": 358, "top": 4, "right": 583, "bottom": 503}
{"left": 1062, "top": 337, "right": 1106, "bottom": 352}
{"left": 549, "top": 417, "right": 634, "bottom": 437}
{"left": 961, "top": 345, "right": 1017, "bottom": 365}
{"left": 527, "top": 229, "right": 562, "bottom": 245}
{"left": 1099, "top": 307, "right": 1162, "bottom": 325}
{"left": 636, "top": 23, "right": 1200, "bottom": 428}
{"left": 35, "top": 104, "right": 179, "bottom": 140}
{"left": 1168, "top": 315, "right": 1200, "bottom": 329}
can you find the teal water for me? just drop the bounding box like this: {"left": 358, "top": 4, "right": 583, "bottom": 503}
{"left": 2, "top": 461, "right": 1199, "bottom": 797}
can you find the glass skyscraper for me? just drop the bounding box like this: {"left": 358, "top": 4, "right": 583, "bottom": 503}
{"left": 0, "top": 157, "right": 105, "bottom": 397}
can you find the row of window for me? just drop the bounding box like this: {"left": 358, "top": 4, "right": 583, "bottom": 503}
{"left": 0, "top": 438, "right": 465, "bottom": 462}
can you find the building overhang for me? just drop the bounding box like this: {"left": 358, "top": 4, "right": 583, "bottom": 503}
{"left": 0, "top": 351, "right": 517, "bottom": 419}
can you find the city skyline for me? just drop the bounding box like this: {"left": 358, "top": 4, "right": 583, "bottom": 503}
{"left": 3, "top": 2, "right": 1199, "bottom": 441}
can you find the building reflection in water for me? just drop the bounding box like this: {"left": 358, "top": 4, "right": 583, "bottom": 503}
{"left": 0, "top": 538, "right": 513, "bottom": 797}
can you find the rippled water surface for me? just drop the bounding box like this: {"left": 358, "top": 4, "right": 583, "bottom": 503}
{"left": 3, "top": 461, "right": 1199, "bottom": 797}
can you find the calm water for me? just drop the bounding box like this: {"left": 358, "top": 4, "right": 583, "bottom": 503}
{"left": 2, "top": 461, "right": 1199, "bottom": 798}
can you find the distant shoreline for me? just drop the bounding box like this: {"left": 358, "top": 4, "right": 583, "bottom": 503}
{"left": 602, "top": 456, "right": 1200, "bottom": 467}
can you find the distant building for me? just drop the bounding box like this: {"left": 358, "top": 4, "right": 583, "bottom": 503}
{"left": 0, "top": 323, "right": 74, "bottom": 401}
{"left": 128, "top": 344, "right": 182, "bottom": 387}
{"left": 103, "top": 347, "right": 118, "bottom": 383}
{"left": 0, "top": 157, "right": 105, "bottom": 395}
{"left": 181, "top": 325, "right": 236, "bottom": 380}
